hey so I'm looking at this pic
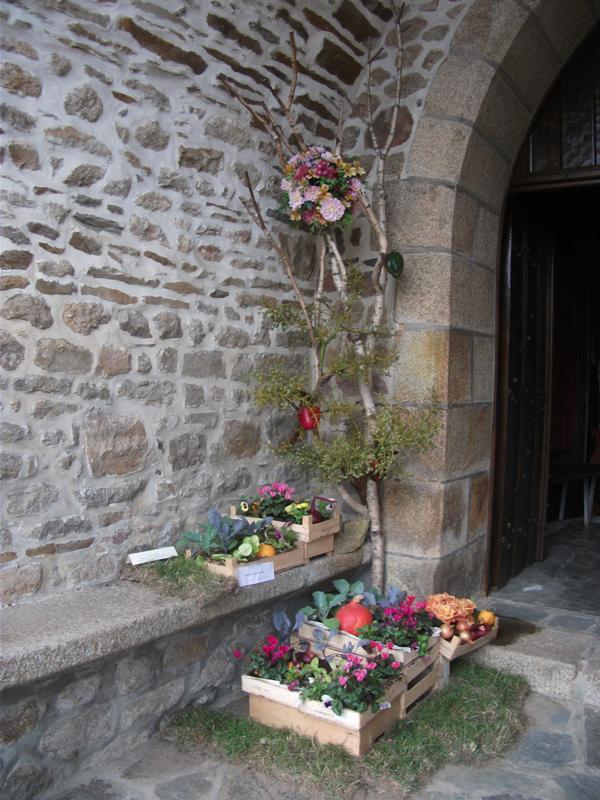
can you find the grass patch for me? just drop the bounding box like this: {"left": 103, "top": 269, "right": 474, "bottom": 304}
{"left": 126, "top": 555, "right": 225, "bottom": 596}
{"left": 171, "top": 661, "right": 528, "bottom": 798}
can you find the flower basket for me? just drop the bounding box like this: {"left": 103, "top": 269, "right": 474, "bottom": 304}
{"left": 229, "top": 506, "right": 341, "bottom": 543}
{"left": 438, "top": 619, "right": 499, "bottom": 662}
{"left": 204, "top": 546, "right": 305, "bottom": 578}
{"left": 297, "top": 620, "right": 438, "bottom": 667}
{"left": 242, "top": 674, "right": 405, "bottom": 756}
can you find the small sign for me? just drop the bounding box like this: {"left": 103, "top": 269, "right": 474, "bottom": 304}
{"left": 236, "top": 560, "right": 275, "bottom": 587}
{"left": 128, "top": 546, "right": 178, "bottom": 566}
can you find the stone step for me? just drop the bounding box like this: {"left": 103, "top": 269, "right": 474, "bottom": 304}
{"left": 467, "top": 604, "right": 600, "bottom": 708}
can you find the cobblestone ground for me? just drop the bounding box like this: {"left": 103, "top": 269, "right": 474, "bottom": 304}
{"left": 44, "top": 691, "right": 599, "bottom": 800}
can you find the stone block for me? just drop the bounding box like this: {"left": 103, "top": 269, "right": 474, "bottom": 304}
{"left": 163, "top": 635, "right": 208, "bottom": 670}
{"left": 394, "top": 253, "right": 450, "bottom": 326}
{"left": 1, "top": 294, "right": 52, "bottom": 329}
{"left": 452, "top": 190, "right": 481, "bottom": 256}
{"left": 425, "top": 52, "right": 496, "bottom": 122}
{"left": 452, "top": 0, "right": 530, "bottom": 64}
{"left": 472, "top": 206, "right": 501, "bottom": 270}
{"left": 0, "top": 697, "right": 45, "bottom": 743}
{"left": 502, "top": 14, "right": 561, "bottom": 111}
{"left": 6, "top": 482, "right": 59, "bottom": 517}
{"left": 96, "top": 345, "right": 131, "bottom": 377}
{"left": 450, "top": 258, "right": 495, "bottom": 333}
{"left": 381, "top": 477, "right": 469, "bottom": 558}
{"left": 392, "top": 327, "right": 471, "bottom": 404}
{"left": 387, "top": 179, "right": 456, "bottom": 251}
{"left": 535, "top": 0, "right": 595, "bottom": 60}
{"left": 120, "top": 677, "right": 185, "bottom": 729}
{"left": 38, "top": 702, "right": 113, "bottom": 760}
{"left": 476, "top": 71, "right": 531, "bottom": 161}
{"left": 34, "top": 338, "right": 93, "bottom": 373}
{"left": 56, "top": 674, "right": 102, "bottom": 711}
{"left": 460, "top": 132, "right": 511, "bottom": 212}
{"left": 473, "top": 336, "right": 495, "bottom": 401}
{"left": 83, "top": 410, "right": 148, "bottom": 478}
{"left": 468, "top": 471, "right": 490, "bottom": 536}
{"left": 168, "top": 433, "right": 206, "bottom": 471}
{"left": 223, "top": 420, "right": 260, "bottom": 457}
{"left": 407, "top": 116, "right": 471, "bottom": 186}
{"left": 0, "top": 756, "right": 53, "bottom": 800}
{"left": 0, "top": 330, "right": 25, "bottom": 370}
{"left": 115, "top": 655, "right": 155, "bottom": 695}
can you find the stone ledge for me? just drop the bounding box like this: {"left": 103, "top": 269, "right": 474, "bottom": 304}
{"left": 0, "top": 546, "right": 370, "bottom": 691}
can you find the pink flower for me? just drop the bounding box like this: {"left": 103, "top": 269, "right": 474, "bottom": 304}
{"left": 280, "top": 178, "right": 293, "bottom": 192}
{"left": 381, "top": 651, "right": 389, "bottom": 659}
{"left": 319, "top": 196, "right": 345, "bottom": 223}
{"left": 233, "top": 648, "right": 243, "bottom": 660}
{"left": 365, "top": 662, "right": 377, "bottom": 670}
{"left": 303, "top": 185, "right": 320, "bottom": 202}
{"left": 338, "top": 676, "right": 348, "bottom": 686}
{"left": 354, "top": 668, "right": 368, "bottom": 682}
{"left": 288, "top": 189, "right": 304, "bottom": 210}
{"left": 391, "top": 662, "right": 402, "bottom": 669}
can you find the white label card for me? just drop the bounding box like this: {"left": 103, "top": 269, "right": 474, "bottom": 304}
{"left": 236, "top": 560, "right": 275, "bottom": 587}
{"left": 128, "top": 546, "right": 178, "bottom": 566}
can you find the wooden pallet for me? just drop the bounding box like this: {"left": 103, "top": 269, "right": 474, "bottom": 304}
{"left": 399, "top": 639, "right": 441, "bottom": 717}
{"left": 229, "top": 506, "right": 341, "bottom": 543}
{"left": 438, "top": 620, "right": 499, "bottom": 661}
{"left": 297, "top": 621, "right": 439, "bottom": 667}
{"left": 204, "top": 546, "right": 304, "bottom": 578}
{"left": 242, "top": 675, "right": 405, "bottom": 757}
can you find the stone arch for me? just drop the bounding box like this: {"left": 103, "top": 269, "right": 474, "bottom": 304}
{"left": 383, "top": 0, "right": 600, "bottom": 596}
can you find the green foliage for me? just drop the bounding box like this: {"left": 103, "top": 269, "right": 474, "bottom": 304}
{"left": 298, "top": 579, "right": 365, "bottom": 628}
{"left": 172, "top": 662, "right": 528, "bottom": 798}
{"left": 277, "top": 402, "right": 439, "bottom": 484}
{"left": 253, "top": 359, "right": 311, "bottom": 410}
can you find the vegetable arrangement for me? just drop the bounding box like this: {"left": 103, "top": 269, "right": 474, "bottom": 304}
{"left": 177, "top": 508, "right": 296, "bottom": 565}
{"left": 426, "top": 593, "right": 497, "bottom": 644}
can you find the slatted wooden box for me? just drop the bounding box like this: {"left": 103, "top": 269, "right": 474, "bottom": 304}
{"left": 229, "top": 506, "right": 341, "bottom": 543}
{"left": 399, "top": 638, "right": 441, "bottom": 717}
{"left": 297, "top": 620, "right": 439, "bottom": 667}
{"left": 242, "top": 674, "right": 405, "bottom": 757}
{"left": 438, "top": 619, "right": 499, "bottom": 661}
{"left": 204, "top": 546, "right": 304, "bottom": 578}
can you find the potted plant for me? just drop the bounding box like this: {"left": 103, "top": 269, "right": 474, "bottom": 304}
{"left": 231, "top": 482, "right": 341, "bottom": 559}
{"left": 426, "top": 593, "right": 499, "bottom": 661}
{"left": 241, "top": 633, "right": 406, "bottom": 756}
{"left": 177, "top": 508, "right": 304, "bottom": 579}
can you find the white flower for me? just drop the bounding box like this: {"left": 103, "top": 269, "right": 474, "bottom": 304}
{"left": 288, "top": 189, "right": 304, "bottom": 210}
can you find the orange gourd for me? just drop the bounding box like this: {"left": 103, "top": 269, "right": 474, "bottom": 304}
{"left": 257, "top": 543, "right": 276, "bottom": 558}
{"left": 335, "top": 596, "right": 374, "bottom": 635}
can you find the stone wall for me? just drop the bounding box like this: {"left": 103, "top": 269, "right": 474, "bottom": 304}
{"left": 0, "top": 0, "right": 468, "bottom": 604}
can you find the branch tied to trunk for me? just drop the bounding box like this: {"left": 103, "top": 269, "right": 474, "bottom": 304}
{"left": 217, "top": 1, "right": 437, "bottom": 592}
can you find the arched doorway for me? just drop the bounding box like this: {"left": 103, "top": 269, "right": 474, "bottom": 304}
{"left": 489, "top": 25, "right": 600, "bottom": 590}
{"left": 387, "top": 1, "right": 599, "bottom": 598}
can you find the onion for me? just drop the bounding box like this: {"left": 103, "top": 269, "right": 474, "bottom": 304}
{"left": 458, "top": 630, "right": 472, "bottom": 643}
{"left": 455, "top": 619, "right": 471, "bottom": 633}
{"left": 478, "top": 624, "right": 489, "bottom": 635}
{"left": 440, "top": 623, "right": 455, "bottom": 640}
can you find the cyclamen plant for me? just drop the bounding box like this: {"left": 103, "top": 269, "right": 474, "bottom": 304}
{"left": 302, "top": 648, "right": 403, "bottom": 716}
{"left": 358, "top": 596, "right": 436, "bottom": 656}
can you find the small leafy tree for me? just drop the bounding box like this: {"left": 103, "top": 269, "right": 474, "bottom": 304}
{"left": 219, "top": 3, "right": 438, "bottom": 591}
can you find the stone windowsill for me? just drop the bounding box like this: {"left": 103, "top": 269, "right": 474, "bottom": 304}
{"left": 0, "top": 545, "right": 371, "bottom": 691}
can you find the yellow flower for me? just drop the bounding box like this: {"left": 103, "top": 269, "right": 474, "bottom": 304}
{"left": 284, "top": 503, "right": 294, "bottom": 514}
{"left": 296, "top": 502, "right": 309, "bottom": 510}
{"left": 240, "top": 501, "right": 249, "bottom": 513}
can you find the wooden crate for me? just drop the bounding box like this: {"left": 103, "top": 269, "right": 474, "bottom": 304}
{"left": 438, "top": 619, "right": 499, "bottom": 661}
{"left": 399, "top": 638, "right": 441, "bottom": 717}
{"left": 229, "top": 506, "right": 341, "bottom": 543}
{"left": 301, "top": 534, "right": 335, "bottom": 561}
{"left": 242, "top": 674, "right": 405, "bottom": 757}
{"left": 204, "top": 546, "right": 304, "bottom": 578}
{"left": 297, "top": 621, "right": 438, "bottom": 667}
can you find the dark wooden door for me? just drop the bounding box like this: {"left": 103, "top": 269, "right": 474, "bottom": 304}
{"left": 490, "top": 198, "right": 554, "bottom": 590}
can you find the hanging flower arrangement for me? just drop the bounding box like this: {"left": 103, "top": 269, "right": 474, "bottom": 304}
{"left": 280, "top": 146, "right": 365, "bottom": 233}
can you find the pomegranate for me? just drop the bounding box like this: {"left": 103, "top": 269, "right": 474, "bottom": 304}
{"left": 335, "top": 596, "right": 374, "bottom": 636}
{"left": 297, "top": 405, "right": 321, "bottom": 430}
